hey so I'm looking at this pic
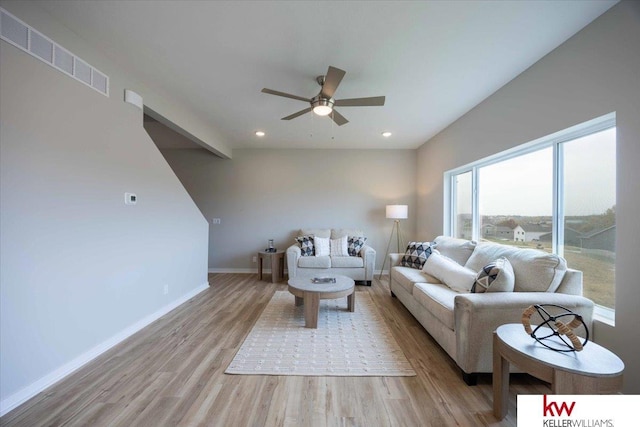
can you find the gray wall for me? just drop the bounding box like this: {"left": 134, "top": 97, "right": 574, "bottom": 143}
{"left": 160, "top": 146, "right": 417, "bottom": 271}
{"left": 415, "top": 2, "right": 640, "bottom": 392}
{"left": 0, "top": 19, "right": 208, "bottom": 410}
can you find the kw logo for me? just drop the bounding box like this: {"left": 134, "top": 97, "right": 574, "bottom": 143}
{"left": 543, "top": 395, "right": 576, "bottom": 417}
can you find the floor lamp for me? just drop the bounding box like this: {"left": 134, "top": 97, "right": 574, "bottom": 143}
{"left": 379, "top": 204, "right": 408, "bottom": 280}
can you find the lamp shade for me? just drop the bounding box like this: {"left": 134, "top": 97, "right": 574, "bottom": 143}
{"left": 386, "top": 204, "right": 408, "bottom": 219}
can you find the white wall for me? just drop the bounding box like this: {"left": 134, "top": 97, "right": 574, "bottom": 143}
{"left": 0, "top": 6, "right": 209, "bottom": 413}
{"left": 415, "top": 2, "right": 640, "bottom": 392}
{"left": 0, "top": 0, "right": 231, "bottom": 158}
{"left": 160, "top": 146, "right": 417, "bottom": 272}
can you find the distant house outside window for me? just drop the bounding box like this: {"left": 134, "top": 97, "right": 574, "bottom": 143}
{"left": 445, "top": 113, "right": 616, "bottom": 322}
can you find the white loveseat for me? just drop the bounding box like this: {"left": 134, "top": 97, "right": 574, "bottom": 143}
{"left": 389, "top": 236, "right": 594, "bottom": 384}
{"left": 287, "top": 228, "right": 376, "bottom": 285}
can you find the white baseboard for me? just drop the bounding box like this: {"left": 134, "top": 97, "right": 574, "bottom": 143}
{"left": 207, "top": 268, "right": 291, "bottom": 274}
{"left": 0, "top": 281, "right": 210, "bottom": 417}
{"left": 208, "top": 268, "right": 255, "bottom": 273}
{"left": 208, "top": 269, "right": 388, "bottom": 277}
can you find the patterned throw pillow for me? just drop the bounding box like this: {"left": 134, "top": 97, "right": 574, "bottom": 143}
{"left": 401, "top": 242, "right": 436, "bottom": 269}
{"left": 347, "top": 236, "right": 367, "bottom": 256}
{"left": 295, "top": 235, "right": 314, "bottom": 257}
{"left": 471, "top": 257, "right": 515, "bottom": 293}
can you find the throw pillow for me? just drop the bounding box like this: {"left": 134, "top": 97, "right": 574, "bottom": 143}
{"left": 400, "top": 241, "right": 436, "bottom": 269}
{"left": 471, "top": 257, "right": 515, "bottom": 293}
{"left": 314, "top": 236, "right": 330, "bottom": 257}
{"left": 347, "top": 236, "right": 367, "bottom": 256}
{"left": 330, "top": 235, "right": 350, "bottom": 257}
{"left": 295, "top": 235, "right": 314, "bottom": 257}
{"left": 422, "top": 251, "right": 477, "bottom": 293}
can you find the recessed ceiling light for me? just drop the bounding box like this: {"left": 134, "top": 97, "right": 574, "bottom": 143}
{"left": 255, "top": 131, "right": 265, "bottom": 137}
{"left": 382, "top": 131, "right": 392, "bottom": 137}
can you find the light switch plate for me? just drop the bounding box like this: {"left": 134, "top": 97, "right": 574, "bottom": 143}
{"left": 125, "top": 193, "right": 137, "bottom": 205}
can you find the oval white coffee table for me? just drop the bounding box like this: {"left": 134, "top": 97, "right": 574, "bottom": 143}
{"left": 287, "top": 275, "right": 355, "bottom": 328}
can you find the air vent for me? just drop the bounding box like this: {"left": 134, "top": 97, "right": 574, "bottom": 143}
{"left": 0, "top": 7, "right": 109, "bottom": 97}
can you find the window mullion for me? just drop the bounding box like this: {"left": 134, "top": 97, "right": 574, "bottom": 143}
{"left": 449, "top": 174, "right": 457, "bottom": 237}
{"left": 554, "top": 141, "right": 565, "bottom": 257}
{"left": 472, "top": 166, "right": 479, "bottom": 241}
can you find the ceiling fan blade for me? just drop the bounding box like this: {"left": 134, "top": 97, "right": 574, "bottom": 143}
{"left": 335, "top": 96, "right": 386, "bottom": 107}
{"left": 321, "top": 66, "right": 346, "bottom": 99}
{"left": 282, "top": 107, "right": 313, "bottom": 120}
{"left": 262, "top": 88, "right": 310, "bottom": 103}
{"left": 330, "top": 109, "right": 349, "bottom": 126}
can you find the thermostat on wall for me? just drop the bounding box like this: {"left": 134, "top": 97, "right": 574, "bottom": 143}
{"left": 125, "top": 192, "right": 137, "bottom": 205}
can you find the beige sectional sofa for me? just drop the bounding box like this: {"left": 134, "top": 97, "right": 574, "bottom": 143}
{"left": 287, "top": 228, "right": 376, "bottom": 285}
{"left": 389, "top": 236, "right": 594, "bottom": 384}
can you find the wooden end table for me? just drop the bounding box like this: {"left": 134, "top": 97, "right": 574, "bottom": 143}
{"left": 493, "top": 323, "right": 624, "bottom": 420}
{"left": 287, "top": 275, "right": 355, "bottom": 328}
{"left": 258, "top": 250, "right": 285, "bottom": 283}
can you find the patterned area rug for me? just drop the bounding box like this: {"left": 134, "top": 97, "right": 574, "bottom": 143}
{"left": 225, "top": 291, "right": 416, "bottom": 376}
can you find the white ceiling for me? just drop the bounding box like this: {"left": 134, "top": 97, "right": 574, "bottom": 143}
{"left": 35, "top": 0, "right": 616, "bottom": 150}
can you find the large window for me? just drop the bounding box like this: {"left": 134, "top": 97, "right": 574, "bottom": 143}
{"left": 445, "top": 114, "right": 616, "bottom": 320}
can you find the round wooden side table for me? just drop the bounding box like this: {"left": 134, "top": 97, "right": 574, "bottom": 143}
{"left": 493, "top": 323, "right": 624, "bottom": 420}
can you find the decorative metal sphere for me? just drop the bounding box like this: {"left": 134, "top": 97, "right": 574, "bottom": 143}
{"left": 521, "top": 304, "right": 590, "bottom": 352}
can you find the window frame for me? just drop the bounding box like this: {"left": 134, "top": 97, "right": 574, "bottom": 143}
{"left": 443, "top": 112, "right": 616, "bottom": 322}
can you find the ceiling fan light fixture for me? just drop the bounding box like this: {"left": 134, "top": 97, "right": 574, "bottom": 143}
{"left": 313, "top": 105, "right": 332, "bottom": 116}
{"left": 255, "top": 131, "right": 265, "bottom": 137}
{"left": 382, "top": 131, "right": 392, "bottom": 137}
{"left": 311, "top": 96, "right": 334, "bottom": 116}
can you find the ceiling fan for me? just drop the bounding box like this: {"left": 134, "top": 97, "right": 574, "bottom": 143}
{"left": 261, "top": 66, "right": 385, "bottom": 126}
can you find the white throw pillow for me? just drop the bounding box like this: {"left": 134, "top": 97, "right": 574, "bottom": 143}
{"left": 464, "top": 242, "right": 566, "bottom": 292}
{"left": 330, "top": 235, "right": 349, "bottom": 257}
{"left": 314, "top": 236, "right": 330, "bottom": 257}
{"left": 471, "top": 257, "right": 515, "bottom": 293}
{"left": 422, "top": 251, "right": 476, "bottom": 293}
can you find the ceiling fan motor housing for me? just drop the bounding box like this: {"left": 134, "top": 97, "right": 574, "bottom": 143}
{"left": 311, "top": 95, "right": 335, "bottom": 110}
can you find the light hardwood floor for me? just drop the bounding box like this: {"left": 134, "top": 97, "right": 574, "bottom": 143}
{"left": 1, "top": 274, "right": 550, "bottom": 426}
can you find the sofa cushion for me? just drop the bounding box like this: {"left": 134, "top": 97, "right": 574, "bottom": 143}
{"left": 401, "top": 241, "right": 436, "bottom": 269}
{"left": 331, "top": 256, "right": 364, "bottom": 268}
{"left": 413, "top": 282, "right": 456, "bottom": 330}
{"left": 295, "top": 235, "right": 314, "bottom": 257}
{"left": 464, "top": 242, "right": 567, "bottom": 293}
{"left": 471, "top": 257, "right": 515, "bottom": 293}
{"left": 391, "top": 266, "right": 440, "bottom": 294}
{"left": 331, "top": 228, "right": 364, "bottom": 239}
{"left": 300, "top": 228, "right": 331, "bottom": 238}
{"left": 298, "top": 255, "right": 331, "bottom": 268}
{"left": 330, "top": 235, "right": 349, "bottom": 257}
{"left": 314, "top": 236, "right": 330, "bottom": 256}
{"left": 347, "top": 236, "right": 367, "bottom": 256}
{"left": 423, "top": 251, "right": 476, "bottom": 293}
{"left": 433, "top": 236, "right": 477, "bottom": 266}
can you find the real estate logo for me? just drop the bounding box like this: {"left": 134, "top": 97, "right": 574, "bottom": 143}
{"left": 517, "top": 395, "right": 640, "bottom": 427}
{"left": 543, "top": 395, "right": 576, "bottom": 417}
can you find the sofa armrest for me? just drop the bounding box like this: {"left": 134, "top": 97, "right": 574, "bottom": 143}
{"left": 389, "top": 253, "right": 403, "bottom": 267}
{"left": 387, "top": 253, "right": 404, "bottom": 283}
{"left": 454, "top": 292, "right": 594, "bottom": 374}
{"left": 360, "top": 245, "right": 376, "bottom": 281}
{"left": 286, "top": 245, "right": 301, "bottom": 278}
